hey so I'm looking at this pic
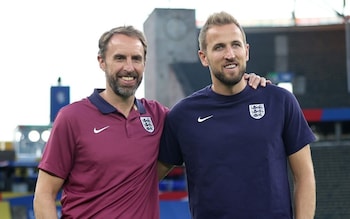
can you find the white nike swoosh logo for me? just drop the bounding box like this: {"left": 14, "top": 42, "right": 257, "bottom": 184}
{"left": 197, "top": 115, "right": 213, "bottom": 123}
{"left": 93, "top": 126, "right": 110, "bottom": 134}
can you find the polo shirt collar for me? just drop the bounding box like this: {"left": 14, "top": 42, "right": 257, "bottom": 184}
{"left": 88, "top": 89, "right": 146, "bottom": 114}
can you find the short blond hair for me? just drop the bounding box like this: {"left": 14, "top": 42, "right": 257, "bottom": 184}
{"left": 198, "top": 11, "right": 247, "bottom": 51}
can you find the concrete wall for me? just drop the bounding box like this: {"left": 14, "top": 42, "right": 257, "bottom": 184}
{"left": 143, "top": 8, "right": 198, "bottom": 106}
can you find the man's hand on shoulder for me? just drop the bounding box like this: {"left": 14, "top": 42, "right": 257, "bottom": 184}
{"left": 244, "top": 73, "right": 272, "bottom": 89}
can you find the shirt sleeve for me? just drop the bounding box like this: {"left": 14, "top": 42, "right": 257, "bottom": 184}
{"left": 158, "top": 112, "right": 184, "bottom": 166}
{"left": 282, "top": 90, "right": 316, "bottom": 155}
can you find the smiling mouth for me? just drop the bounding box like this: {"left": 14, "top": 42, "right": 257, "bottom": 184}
{"left": 121, "top": 76, "right": 135, "bottom": 81}
{"left": 224, "top": 63, "right": 237, "bottom": 69}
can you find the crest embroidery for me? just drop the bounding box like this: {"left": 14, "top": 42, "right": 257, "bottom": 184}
{"left": 140, "top": 116, "right": 155, "bottom": 133}
{"left": 249, "top": 104, "right": 265, "bottom": 119}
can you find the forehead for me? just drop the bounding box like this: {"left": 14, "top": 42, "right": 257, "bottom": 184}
{"left": 206, "top": 23, "right": 244, "bottom": 45}
{"left": 106, "top": 34, "right": 144, "bottom": 57}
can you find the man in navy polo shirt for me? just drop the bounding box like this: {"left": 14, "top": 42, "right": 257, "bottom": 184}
{"left": 158, "top": 12, "right": 316, "bottom": 219}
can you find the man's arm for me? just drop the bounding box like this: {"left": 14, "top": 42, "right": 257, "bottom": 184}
{"left": 157, "top": 161, "right": 175, "bottom": 181}
{"left": 244, "top": 73, "right": 271, "bottom": 89}
{"left": 33, "top": 170, "right": 64, "bottom": 219}
{"left": 288, "top": 145, "right": 316, "bottom": 219}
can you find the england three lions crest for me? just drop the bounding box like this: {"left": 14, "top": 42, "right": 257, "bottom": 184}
{"left": 249, "top": 104, "right": 265, "bottom": 119}
{"left": 140, "top": 116, "right": 155, "bottom": 133}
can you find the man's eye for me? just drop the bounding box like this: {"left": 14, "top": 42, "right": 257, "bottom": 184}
{"left": 114, "top": 56, "right": 124, "bottom": 61}
{"left": 133, "top": 56, "right": 143, "bottom": 62}
{"left": 214, "top": 45, "right": 224, "bottom": 50}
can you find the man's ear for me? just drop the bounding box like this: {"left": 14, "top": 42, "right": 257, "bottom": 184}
{"left": 198, "top": 50, "right": 209, "bottom": 67}
{"left": 245, "top": 43, "right": 250, "bottom": 62}
{"left": 97, "top": 55, "right": 105, "bottom": 71}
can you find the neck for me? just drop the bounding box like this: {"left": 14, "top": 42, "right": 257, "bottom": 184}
{"left": 211, "top": 78, "right": 247, "bottom": 96}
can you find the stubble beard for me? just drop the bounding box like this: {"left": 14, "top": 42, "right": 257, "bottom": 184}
{"left": 213, "top": 66, "right": 246, "bottom": 86}
{"left": 107, "top": 73, "right": 142, "bottom": 98}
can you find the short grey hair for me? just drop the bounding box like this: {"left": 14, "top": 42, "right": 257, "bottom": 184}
{"left": 98, "top": 25, "right": 148, "bottom": 61}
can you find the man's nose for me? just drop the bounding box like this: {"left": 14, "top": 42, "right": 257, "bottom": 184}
{"left": 123, "top": 59, "right": 135, "bottom": 71}
{"left": 224, "top": 48, "right": 235, "bottom": 59}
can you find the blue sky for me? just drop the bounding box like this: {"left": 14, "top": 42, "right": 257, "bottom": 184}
{"left": 0, "top": 0, "right": 345, "bottom": 141}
